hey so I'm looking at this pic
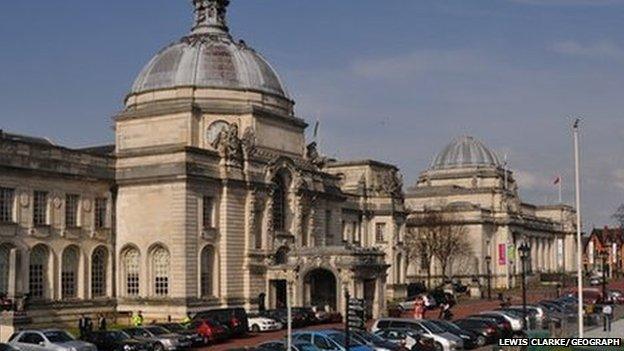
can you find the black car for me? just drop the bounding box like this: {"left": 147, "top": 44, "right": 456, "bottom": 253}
{"left": 155, "top": 324, "right": 204, "bottom": 347}
{"left": 467, "top": 314, "right": 513, "bottom": 338}
{"left": 349, "top": 329, "right": 406, "bottom": 351}
{"left": 83, "top": 330, "right": 152, "bottom": 351}
{"left": 193, "top": 307, "right": 248, "bottom": 337}
{"left": 259, "top": 309, "right": 307, "bottom": 328}
{"left": 292, "top": 307, "right": 318, "bottom": 325}
{"left": 453, "top": 318, "right": 500, "bottom": 345}
{"left": 428, "top": 320, "right": 480, "bottom": 349}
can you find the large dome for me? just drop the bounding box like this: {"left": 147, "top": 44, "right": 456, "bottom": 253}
{"left": 430, "top": 135, "right": 500, "bottom": 170}
{"left": 130, "top": 0, "right": 289, "bottom": 99}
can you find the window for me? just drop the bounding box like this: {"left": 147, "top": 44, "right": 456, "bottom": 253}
{"left": 33, "top": 191, "right": 48, "bottom": 226}
{"left": 65, "top": 194, "right": 80, "bottom": 228}
{"left": 200, "top": 246, "right": 215, "bottom": 297}
{"left": 325, "top": 210, "right": 332, "bottom": 241}
{"left": 0, "top": 187, "right": 14, "bottom": 223}
{"left": 62, "top": 246, "right": 79, "bottom": 299}
{"left": 19, "top": 333, "right": 44, "bottom": 345}
{"left": 91, "top": 247, "right": 107, "bottom": 297}
{"left": 29, "top": 245, "right": 48, "bottom": 299}
{"left": 0, "top": 245, "right": 10, "bottom": 296}
{"left": 313, "top": 336, "right": 334, "bottom": 350}
{"left": 94, "top": 198, "right": 107, "bottom": 229}
{"left": 272, "top": 176, "right": 286, "bottom": 231}
{"left": 353, "top": 221, "right": 360, "bottom": 244}
{"left": 202, "top": 196, "right": 214, "bottom": 229}
{"left": 375, "top": 223, "right": 386, "bottom": 243}
{"left": 123, "top": 248, "right": 140, "bottom": 296}
{"left": 152, "top": 247, "right": 170, "bottom": 296}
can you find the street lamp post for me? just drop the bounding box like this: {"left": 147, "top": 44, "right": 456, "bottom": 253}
{"left": 573, "top": 118, "right": 584, "bottom": 337}
{"left": 600, "top": 249, "right": 608, "bottom": 303}
{"left": 485, "top": 255, "right": 492, "bottom": 300}
{"left": 519, "top": 242, "right": 531, "bottom": 330}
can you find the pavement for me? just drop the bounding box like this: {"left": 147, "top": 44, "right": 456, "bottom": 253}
{"left": 584, "top": 318, "right": 624, "bottom": 339}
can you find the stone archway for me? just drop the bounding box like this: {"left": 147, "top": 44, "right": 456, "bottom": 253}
{"left": 303, "top": 268, "right": 337, "bottom": 310}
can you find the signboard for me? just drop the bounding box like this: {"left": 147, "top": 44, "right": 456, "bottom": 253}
{"left": 507, "top": 243, "right": 516, "bottom": 262}
{"left": 347, "top": 298, "right": 365, "bottom": 330}
{"left": 498, "top": 244, "right": 507, "bottom": 266}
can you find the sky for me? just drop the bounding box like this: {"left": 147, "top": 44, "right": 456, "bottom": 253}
{"left": 1, "top": 0, "right": 623, "bottom": 228}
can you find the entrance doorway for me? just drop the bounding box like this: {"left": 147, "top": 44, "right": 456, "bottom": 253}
{"left": 270, "top": 280, "right": 287, "bottom": 309}
{"left": 304, "top": 269, "right": 337, "bottom": 310}
{"left": 363, "top": 279, "right": 376, "bottom": 319}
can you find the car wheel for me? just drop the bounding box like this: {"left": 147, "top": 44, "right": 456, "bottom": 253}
{"left": 251, "top": 324, "right": 261, "bottom": 333}
{"left": 434, "top": 342, "right": 444, "bottom": 351}
{"left": 153, "top": 343, "right": 164, "bottom": 351}
{"left": 476, "top": 336, "right": 486, "bottom": 346}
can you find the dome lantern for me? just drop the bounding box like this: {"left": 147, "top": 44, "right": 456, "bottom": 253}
{"left": 192, "top": 0, "right": 230, "bottom": 36}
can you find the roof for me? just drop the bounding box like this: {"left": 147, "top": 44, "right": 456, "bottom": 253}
{"left": 0, "top": 130, "right": 55, "bottom": 146}
{"left": 430, "top": 135, "right": 500, "bottom": 170}
{"left": 588, "top": 227, "right": 624, "bottom": 246}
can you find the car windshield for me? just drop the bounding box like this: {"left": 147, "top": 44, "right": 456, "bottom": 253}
{"left": 355, "top": 330, "right": 385, "bottom": 343}
{"left": 294, "top": 344, "right": 318, "bottom": 351}
{"left": 420, "top": 320, "right": 445, "bottom": 333}
{"left": 107, "top": 331, "right": 131, "bottom": 341}
{"left": 145, "top": 327, "right": 169, "bottom": 335}
{"left": 44, "top": 331, "right": 74, "bottom": 343}
{"left": 162, "top": 324, "right": 184, "bottom": 332}
{"left": 327, "top": 333, "right": 363, "bottom": 347}
{"left": 436, "top": 321, "right": 462, "bottom": 332}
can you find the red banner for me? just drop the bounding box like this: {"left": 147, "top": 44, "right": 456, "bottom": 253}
{"left": 498, "top": 244, "right": 507, "bottom": 265}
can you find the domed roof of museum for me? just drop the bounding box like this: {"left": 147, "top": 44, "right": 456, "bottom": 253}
{"left": 430, "top": 135, "right": 501, "bottom": 170}
{"left": 130, "top": 0, "right": 289, "bottom": 99}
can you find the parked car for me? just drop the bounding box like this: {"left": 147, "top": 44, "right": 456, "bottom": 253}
{"left": 293, "top": 330, "right": 372, "bottom": 351}
{"left": 82, "top": 330, "right": 153, "bottom": 351}
{"left": 607, "top": 289, "right": 624, "bottom": 304}
{"left": 371, "top": 318, "right": 463, "bottom": 351}
{"left": 373, "top": 328, "right": 435, "bottom": 351}
{"left": 193, "top": 307, "right": 248, "bottom": 337}
{"left": 9, "top": 329, "right": 97, "bottom": 351}
{"left": 453, "top": 319, "right": 500, "bottom": 345}
{"left": 506, "top": 305, "right": 549, "bottom": 329}
{"left": 259, "top": 309, "right": 307, "bottom": 328}
{"left": 466, "top": 315, "right": 512, "bottom": 338}
{"left": 478, "top": 311, "right": 524, "bottom": 333}
{"left": 427, "top": 320, "right": 480, "bottom": 349}
{"left": 247, "top": 314, "right": 283, "bottom": 332}
{"left": 398, "top": 294, "right": 437, "bottom": 312}
{"left": 0, "top": 344, "right": 19, "bottom": 351}
{"left": 293, "top": 307, "right": 319, "bottom": 325}
{"left": 123, "top": 327, "right": 190, "bottom": 351}
{"left": 155, "top": 323, "right": 204, "bottom": 347}
{"left": 349, "top": 329, "right": 408, "bottom": 351}
{"left": 255, "top": 340, "right": 319, "bottom": 351}
{"left": 188, "top": 319, "right": 228, "bottom": 344}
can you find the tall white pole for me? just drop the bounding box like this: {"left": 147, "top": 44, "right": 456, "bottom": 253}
{"left": 287, "top": 280, "right": 293, "bottom": 350}
{"left": 573, "top": 118, "right": 583, "bottom": 338}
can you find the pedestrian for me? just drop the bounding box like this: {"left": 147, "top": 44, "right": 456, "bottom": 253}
{"left": 98, "top": 313, "right": 107, "bottom": 331}
{"left": 78, "top": 314, "right": 87, "bottom": 339}
{"left": 438, "top": 302, "right": 448, "bottom": 319}
{"left": 132, "top": 311, "right": 144, "bottom": 326}
{"left": 181, "top": 313, "right": 191, "bottom": 326}
{"left": 413, "top": 298, "right": 425, "bottom": 319}
{"left": 85, "top": 316, "right": 94, "bottom": 336}
{"left": 602, "top": 302, "right": 613, "bottom": 332}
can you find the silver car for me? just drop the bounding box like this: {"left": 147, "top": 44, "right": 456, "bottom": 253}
{"left": 123, "top": 327, "right": 190, "bottom": 351}
{"left": 9, "top": 329, "right": 96, "bottom": 351}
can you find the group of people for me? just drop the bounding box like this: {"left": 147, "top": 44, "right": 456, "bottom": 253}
{"left": 412, "top": 295, "right": 454, "bottom": 321}
{"left": 78, "top": 314, "right": 108, "bottom": 338}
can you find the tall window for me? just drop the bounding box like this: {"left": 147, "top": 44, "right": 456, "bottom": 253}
{"left": 65, "top": 194, "right": 80, "bottom": 228}
{"left": 0, "top": 187, "right": 15, "bottom": 223}
{"left": 0, "top": 245, "right": 10, "bottom": 296}
{"left": 123, "top": 249, "right": 140, "bottom": 296}
{"left": 325, "top": 210, "right": 333, "bottom": 242}
{"left": 272, "top": 176, "right": 286, "bottom": 231}
{"left": 375, "top": 223, "right": 386, "bottom": 243}
{"left": 62, "top": 246, "right": 79, "bottom": 299}
{"left": 29, "top": 245, "right": 48, "bottom": 299}
{"left": 33, "top": 191, "right": 48, "bottom": 226}
{"left": 353, "top": 221, "right": 360, "bottom": 245}
{"left": 200, "top": 246, "right": 215, "bottom": 298}
{"left": 91, "top": 247, "right": 107, "bottom": 298}
{"left": 94, "top": 198, "right": 107, "bottom": 229}
{"left": 202, "top": 196, "right": 214, "bottom": 229}
{"left": 152, "top": 247, "right": 170, "bottom": 296}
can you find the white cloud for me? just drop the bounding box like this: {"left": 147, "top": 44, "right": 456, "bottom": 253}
{"left": 552, "top": 40, "right": 624, "bottom": 60}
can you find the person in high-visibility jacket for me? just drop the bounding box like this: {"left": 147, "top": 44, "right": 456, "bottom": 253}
{"left": 132, "top": 311, "right": 144, "bottom": 326}
{"left": 181, "top": 313, "right": 191, "bottom": 326}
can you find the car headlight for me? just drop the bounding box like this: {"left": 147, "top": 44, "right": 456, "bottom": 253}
{"left": 123, "top": 345, "right": 135, "bottom": 351}
{"left": 460, "top": 334, "right": 470, "bottom": 339}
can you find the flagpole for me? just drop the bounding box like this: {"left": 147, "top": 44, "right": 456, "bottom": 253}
{"left": 558, "top": 177, "right": 563, "bottom": 204}
{"left": 573, "top": 118, "right": 583, "bottom": 338}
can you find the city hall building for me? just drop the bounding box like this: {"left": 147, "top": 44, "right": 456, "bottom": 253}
{"left": 0, "top": 1, "right": 406, "bottom": 335}
{"left": 0, "top": 0, "right": 575, "bottom": 335}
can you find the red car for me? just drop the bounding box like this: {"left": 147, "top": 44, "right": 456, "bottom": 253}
{"left": 190, "top": 319, "right": 228, "bottom": 344}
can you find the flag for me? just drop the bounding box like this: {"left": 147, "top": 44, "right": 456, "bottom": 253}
{"left": 554, "top": 176, "right": 561, "bottom": 185}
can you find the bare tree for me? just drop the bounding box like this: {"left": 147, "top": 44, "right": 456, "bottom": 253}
{"left": 405, "top": 211, "right": 473, "bottom": 285}
{"left": 612, "top": 204, "right": 624, "bottom": 228}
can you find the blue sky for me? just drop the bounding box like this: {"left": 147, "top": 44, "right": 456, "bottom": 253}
{"left": 1, "top": 0, "right": 624, "bottom": 227}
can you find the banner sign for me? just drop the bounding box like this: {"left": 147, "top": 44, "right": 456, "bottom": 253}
{"left": 498, "top": 244, "right": 506, "bottom": 265}
{"left": 557, "top": 239, "right": 564, "bottom": 269}
{"left": 507, "top": 244, "right": 515, "bottom": 262}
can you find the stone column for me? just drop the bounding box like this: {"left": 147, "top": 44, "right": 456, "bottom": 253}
{"left": 7, "top": 248, "right": 18, "bottom": 298}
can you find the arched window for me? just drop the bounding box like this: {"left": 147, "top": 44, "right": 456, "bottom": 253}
{"left": 0, "top": 245, "right": 10, "bottom": 296}
{"left": 29, "top": 245, "right": 49, "bottom": 299}
{"left": 91, "top": 247, "right": 107, "bottom": 298}
{"left": 62, "top": 246, "right": 79, "bottom": 299}
{"left": 152, "top": 247, "right": 170, "bottom": 297}
{"left": 272, "top": 175, "right": 287, "bottom": 231}
{"left": 200, "top": 246, "right": 215, "bottom": 298}
{"left": 123, "top": 248, "right": 140, "bottom": 297}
